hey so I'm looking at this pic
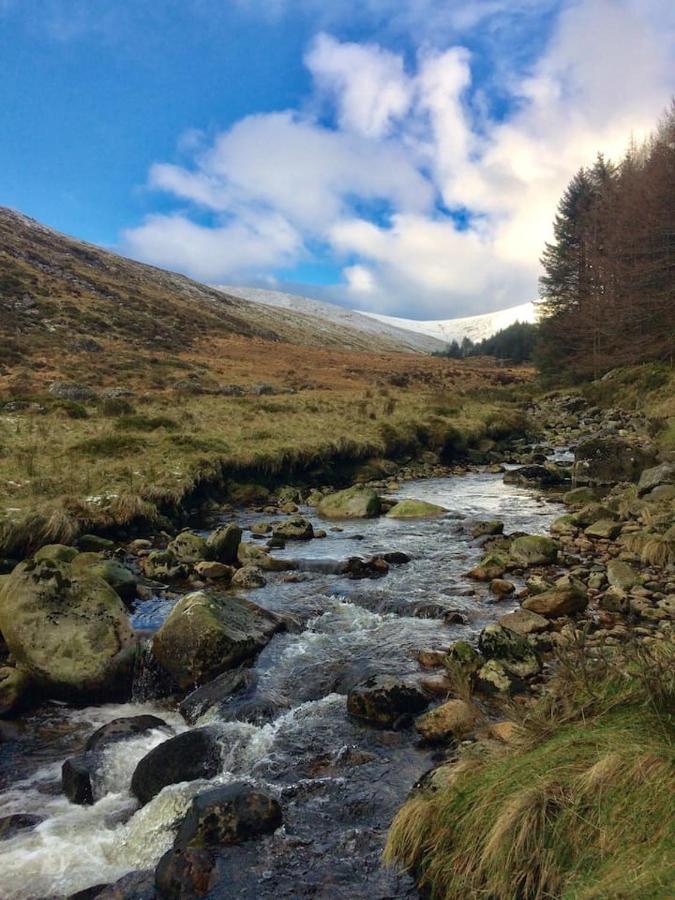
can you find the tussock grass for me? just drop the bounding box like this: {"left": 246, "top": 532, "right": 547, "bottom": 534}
{"left": 385, "top": 639, "right": 675, "bottom": 899}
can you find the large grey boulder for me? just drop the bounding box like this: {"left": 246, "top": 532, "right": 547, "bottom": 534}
{"left": 131, "top": 728, "right": 221, "bottom": 805}
{"left": 637, "top": 462, "right": 675, "bottom": 497}
{"left": 317, "top": 486, "right": 381, "bottom": 519}
{"left": 152, "top": 590, "right": 283, "bottom": 689}
{"left": 0, "top": 559, "right": 135, "bottom": 702}
{"left": 575, "top": 436, "right": 655, "bottom": 485}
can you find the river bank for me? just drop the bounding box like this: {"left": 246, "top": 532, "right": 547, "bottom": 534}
{"left": 0, "top": 381, "right": 673, "bottom": 899}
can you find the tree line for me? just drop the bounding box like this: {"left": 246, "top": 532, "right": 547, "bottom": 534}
{"left": 537, "top": 103, "right": 675, "bottom": 378}
{"left": 435, "top": 321, "right": 538, "bottom": 363}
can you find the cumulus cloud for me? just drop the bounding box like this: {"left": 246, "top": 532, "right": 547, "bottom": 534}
{"left": 125, "top": 0, "right": 675, "bottom": 316}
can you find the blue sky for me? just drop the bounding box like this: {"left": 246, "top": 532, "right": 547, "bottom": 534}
{"left": 1, "top": 1, "right": 673, "bottom": 317}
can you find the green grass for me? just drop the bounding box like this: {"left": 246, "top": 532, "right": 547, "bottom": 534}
{"left": 385, "top": 638, "right": 675, "bottom": 899}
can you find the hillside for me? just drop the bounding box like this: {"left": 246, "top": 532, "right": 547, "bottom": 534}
{"left": 361, "top": 301, "right": 537, "bottom": 346}
{"left": 217, "top": 285, "right": 448, "bottom": 353}
{"left": 0, "top": 207, "right": 424, "bottom": 387}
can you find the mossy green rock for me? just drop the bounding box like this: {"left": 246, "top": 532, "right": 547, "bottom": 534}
{"left": 206, "top": 524, "right": 242, "bottom": 565}
{"left": 445, "top": 641, "right": 483, "bottom": 674}
{"left": 562, "top": 486, "right": 600, "bottom": 507}
{"left": 317, "top": 486, "right": 381, "bottom": 520}
{"left": 606, "top": 560, "right": 639, "bottom": 591}
{"left": 152, "top": 590, "right": 283, "bottom": 689}
{"left": 510, "top": 535, "right": 558, "bottom": 567}
{"left": 77, "top": 534, "right": 115, "bottom": 553}
{"left": 584, "top": 519, "right": 622, "bottom": 540}
{"left": 550, "top": 515, "right": 577, "bottom": 536}
{"left": 0, "top": 666, "right": 33, "bottom": 717}
{"left": 71, "top": 553, "right": 137, "bottom": 603}
{"left": 386, "top": 499, "right": 447, "bottom": 519}
{"left": 142, "top": 550, "right": 187, "bottom": 580}
{"left": 0, "top": 559, "right": 135, "bottom": 701}
{"left": 237, "top": 542, "right": 295, "bottom": 571}
{"left": 573, "top": 504, "right": 618, "bottom": 528}
{"left": 34, "top": 544, "right": 78, "bottom": 563}
{"left": 272, "top": 516, "right": 314, "bottom": 540}
{"left": 168, "top": 531, "right": 208, "bottom": 564}
{"left": 468, "top": 551, "right": 510, "bottom": 581}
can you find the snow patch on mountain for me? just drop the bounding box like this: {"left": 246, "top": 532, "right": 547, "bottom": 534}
{"left": 216, "top": 285, "right": 447, "bottom": 352}
{"left": 358, "top": 302, "right": 537, "bottom": 345}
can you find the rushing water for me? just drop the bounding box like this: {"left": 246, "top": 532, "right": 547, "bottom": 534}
{"left": 0, "top": 471, "right": 561, "bottom": 899}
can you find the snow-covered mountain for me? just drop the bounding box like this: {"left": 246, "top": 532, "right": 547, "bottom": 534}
{"left": 359, "top": 301, "right": 537, "bottom": 346}
{"left": 218, "top": 284, "right": 536, "bottom": 352}
{"left": 216, "top": 285, "right": 447, "bottom": 353}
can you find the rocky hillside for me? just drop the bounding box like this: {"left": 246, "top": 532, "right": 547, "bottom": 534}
{"left": 0, "top": 207, "right": 422, "bottom": 379}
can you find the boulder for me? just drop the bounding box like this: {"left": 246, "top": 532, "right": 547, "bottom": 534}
{"left": 445, "top": 641, "right": 483, "bottom": 675}
{"left": 525, "top": 575, "right": 554, "bottom": 595}
{"left": 142, "top": 550, "right": 187, "bottom": 581}
{"left": 599, "top": 586, "right": 629, "bottom": 614}
{"left": 152, "top": 590, "right": 283, "bottom": 689}
{"left": 48, "top": 380, "right": 97, "bottom": 402}
{"left": 179, "top": 669, "right": 257, "bottom": 724}
{"left": 155, "top": 847, "right": 216, "bottom": 899}
{"left": 478, "top": 624, "right": 541, "bottom": 679}
{"left": 131, "top": 728, "right": 221, "bottom": 805}
{"left": 637, "top": 462, "right": 675, "bottom": 497}
{"left": 85, "top": 715, "right": 169, "bottom": 752}
{"left": 468, "top": 551, "right": 509, "bottom": 581}
{"left": 231, "top": 566, "right": 267, "bottom": 589}
{"left": 498, "top": 608, "right": 549, "bottom": 636}
{"left": 33, "top": 544, "right": 78, "bottom": 563}
{"left": 474, "top": 660, "right": 526, "bottom": 696}
{"left": 343, "top": 555, "right": 389, "bottom": 579}
{"left": 606, "top": 559, "right": 639, "bottom": 591}
{"left": 575, "top": 436, "right": 655, "bottom": 485}
{"left": 573, "top": 503, "right": 618, "bottom": 528}
{"left": 71, "top": 553, "right": 138, "bottom": 603}
{"left": 386, "top": 500, "right": 447, "bottom": 518}
{"left": 193, "top": 561, "right": 234, "bottom": 582}
{"left": 77, "top": 535, "right": 115, "bottom": 553}
{"left": 347, "top": 675, "right": 430, "bottom": 725}
{"left": 272, "top": 516, "right": 314, "bottom": 540}
{"left": 550, "top": 515, "right": 577, "bottom": 536}
{"left": 490, "top": 578, "right": 515, "bottom": 597}
{"left": 0, "top": 559, "right": 135, "bottom": 702}
{"left": 237, "top": 542, "right": 295, "bottom": 572}
{"left": 503, "top": 465, "right": 563, "bottom": 487}
{"left": 562, "top": 486, "right": 600, "bottom": 507}
{"left": 510, "top": 535, "right": 558, "bottom": 567}
{"left": 522, "top": 586, "right": 588, "bottom": 618}
{"left": 0, "top": 666, "right": 32, "bottom": 717}
{"left": 471, "top": 520, "right": 504, "bottom": 538}
{"left": 205, "top": 524, "right": 242, "bottom": 565}
{"left": 174, "top": 783, "right": 282, "bottom": 848}
{"left": 62, "top": 753, "right": 96, "bottom": 805}
{"left": 584, "top": 520, "right": 622, "bottom": 540}
{"left": 167, "top": 532, "right": 208, "bottom": 565}
{"left": 415, "top": 699, "right": 479, "bottom": 742}
{"left": 317, "top": 486, "right": 381, "bottom": 520}
{"left": 0, "top": 814, "right": 43, "bottom": 841}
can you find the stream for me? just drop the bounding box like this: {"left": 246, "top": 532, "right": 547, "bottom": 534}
{"left": 0, "top": 470, "right": 562, "bottom": 899}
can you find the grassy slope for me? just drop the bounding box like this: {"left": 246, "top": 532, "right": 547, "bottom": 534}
{"left": 385, "top": 640, "right": 675, "bottom": 899}
{"left": 0, "top": 207, "right": 531, "bottom": 557}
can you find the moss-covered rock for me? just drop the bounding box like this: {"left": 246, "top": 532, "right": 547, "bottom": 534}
{"left": 444, "top": 641, "right": 483, "bottom": 675}
{"left": 386, "top": 499, "right": 447, "bottom": 518}
{"left": 478, "top": 624, "right": 541, "bottom": 679}
{"left": 606, "top": 559, "right": 639, "bottom": 591}
{"left": 167, "top": 531, "right": 208, "bottom": 564}
{"left": 152, "top": 590, "right": 283, "bottom": 689}
{"left": 206, "top": 524, "right": 242, "bottom": 564}
{"left": 272, "top": 516, "right": 314, "bottom": 540}
{"left": 575, "top": 436, "right": 655, "bottom": 485}
{"left": 142, "top": 549, "right": 187, "bottom": 580}
{"left": 0, "top": 559, "right": 135, "bottom": 701}
{"left": 584, "top": 519, "right": 622, "bottom": 540}
{"left": 562, "top": 486, "right": 600, "bottom": 507}
{"left": 34, "top": 544, "right": 78, "bottom": 563}
{"left": 317, "top": 486, "right": 381, "bottom": 520}
{"left": 237, "top": 542, "right": 295, "bottom": 571}
{"left": 510, "top": 535, "right": 558, "bottom": 567}
{"left": 0, "top": 666, "right": 33, "bottom": 717}
{"left": 573, "top": 503, "right": 618, "bottom": 528}
{"left": 468, "top": 551, "right": 510, "bottom": 581}
{"left": 415, "top": 699, "right": 479, "bottom": 742}
{"left": 550, "top": 515, "right": 577, "bottom": 536}
{"left": 71, "top": 553, "right": 138, "bottom": 603}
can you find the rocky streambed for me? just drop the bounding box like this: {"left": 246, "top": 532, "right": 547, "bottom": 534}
{"left": 0, "top": 393, "right": 673, "bottom": 900}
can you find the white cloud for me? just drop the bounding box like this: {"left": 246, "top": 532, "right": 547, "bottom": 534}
{"left": 125, "top": 0, "right": 675, "bottom": 317}
{"left": 305, "top": 32, "right": 412, "bottom": 138}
